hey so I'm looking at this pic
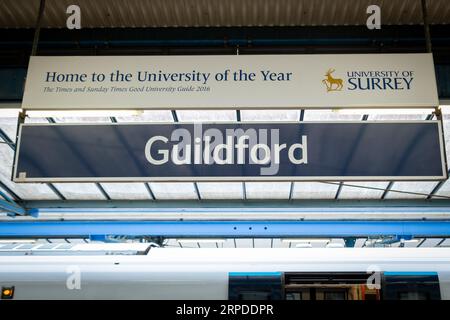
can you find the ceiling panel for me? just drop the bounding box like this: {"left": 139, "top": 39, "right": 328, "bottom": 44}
{"left": 1, "top": 0, "right": 449, "bottom": 28}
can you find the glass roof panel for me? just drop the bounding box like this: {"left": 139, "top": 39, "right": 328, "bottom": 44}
{"left": 420, "top": 238, "right": 443, "bottom": 247}
{"left": 149, "top": 182, "right": 198, "bottom": 200}
{"left": 253, "top": 238, "right": 272, "bottom": 248}
{"left": 430, "top": 179, "right": 450, "bottom": 199}
{"left": 442, "top": 114, "right": 450, "bottom": 165}
{"left": 0, "top": 114, "right": 19, "bottom": 141}
{"left": 176, "top": 110, "right": 236, "bottom": 122}
{"left": 196, "top": 182, "right": 243, "bottom": 199}
{"left": 245, "top": 182, "right": 291, "bottom": 199}
{"left": 338, "top": 182, "right": 389, "bottom": 199}
{"left": 384, "top": 181, "right": 439, "bottom": 199}
{"left": 0, "top": 144, "right": 60, "bottom": 200}
{"left": 291, "top": 182, "right": 338, "bottom": 199}
{"left": 303, "top": 110, "right": 363, "bottom": 121}
{"left": 222, "top": 239, "right": 236, "bottom": 248}
{"left": 235, "top": 239, "right": 253, "bottom": 248}
{"left": 52, "top": 183, "right": 107, "bottom": 200}
{"left": 115, "top": 110, "right": 173, "bottom": 123}
{"left": 24, "top": 117, "right": 54, "bottom": 124}
{"left": 240, "top": 110, "right": 300, "bottom": 121}
{"left": 100, "top": 183, "right": 152, "bottom": 200}
{"left": 368, "top": 113, "right": 428, "bottom": 121}
{"left": 272, "top": 239, "right": 289, "bottom": 248}
{"left": 48, "top": 117, "right": 111, "bottom": 123}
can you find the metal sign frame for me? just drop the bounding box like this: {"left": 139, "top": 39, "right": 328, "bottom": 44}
{"left": 12, "top": 120, "right": 448, "bottom": 183}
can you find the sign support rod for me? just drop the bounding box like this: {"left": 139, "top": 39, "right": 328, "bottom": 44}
{"left": 31, "top": 0, "right": 46, "bottom": 56}
{"left": 421, "top": 0, "right": 432, "bottom": 53}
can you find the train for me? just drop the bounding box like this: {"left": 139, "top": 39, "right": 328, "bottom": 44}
{"left": 1, "top": 243, "right": 450, "bottom": 300}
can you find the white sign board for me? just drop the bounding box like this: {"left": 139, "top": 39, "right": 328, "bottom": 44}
{"left": 22, "top": 53, "right": 439, "bottom": 110}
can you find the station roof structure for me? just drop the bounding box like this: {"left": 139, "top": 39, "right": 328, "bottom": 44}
{"left": 1, "top": 0, "right": 450, "bottom": 28}
{"left": 1, "top": 0, "right": 450, "bottom": 247}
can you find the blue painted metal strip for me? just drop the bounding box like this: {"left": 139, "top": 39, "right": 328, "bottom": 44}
{"left": 1, "top": 221, "right": 450, "bottom": 238}
{"left": 0, "top": 199, "right": 27, "bottom": 217}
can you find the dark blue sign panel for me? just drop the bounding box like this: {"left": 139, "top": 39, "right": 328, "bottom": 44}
{"left": 13, "top": 122, "right": 447, "bottom": 182}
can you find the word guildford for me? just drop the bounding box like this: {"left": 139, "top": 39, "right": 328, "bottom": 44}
{"left": 144, "top": 127, "right": 308, "bottom": 175}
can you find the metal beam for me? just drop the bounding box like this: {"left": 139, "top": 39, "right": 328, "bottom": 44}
{"left": 0, "top": 181, "right": 21, "bottom": 202}
{"left": 1, "top": 220, "right": 450, "bottom": 239}
{"left": 18, "top": 198, "right": 450, "bottom": 209}
{"left": 0, "top": 199, "right": 27, "bottom": 217}
{"left": 7, "top": 199, "right": 450, "bottom": 221}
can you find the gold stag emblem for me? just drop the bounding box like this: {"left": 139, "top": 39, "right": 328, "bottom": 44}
{"left": 322, "top": 68, "right": 343, "bottom": 92}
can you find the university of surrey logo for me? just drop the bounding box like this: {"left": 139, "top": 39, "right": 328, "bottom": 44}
{"left": 322, "top": 68, "right": 344, "bottom": 92}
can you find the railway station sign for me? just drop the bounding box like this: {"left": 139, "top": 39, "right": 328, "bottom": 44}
{"left": 13, "top": 122, "right": 446, "bottom": 182}
{"left": 22, "top": 53, "right": 438, "bottom": 110}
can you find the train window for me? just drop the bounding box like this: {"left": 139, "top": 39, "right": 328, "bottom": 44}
{"left": 323, "top": 290, "right": 347, "bottom": 300}
{"left": 238, "top": 291, "right": 272, "bottom": 300}
{"left": 398, "top": 291, "right": 429, "bottom": 300}
{"left": 383, "top": 272, "right": 441, "bottom": 300}
{"left": 228, "top": 272, "right": 283, "bottom": 300}
{"left": 286, "top": 292, "right": 303, "bottom": 300}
